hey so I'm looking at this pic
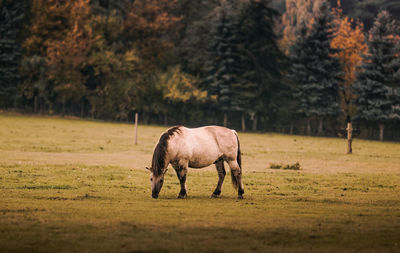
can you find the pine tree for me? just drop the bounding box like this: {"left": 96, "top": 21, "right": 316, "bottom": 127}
{"left": 237, "top": 0, "right": 284, "bottom": 131}
{"left": 0, "top": 0, "right": 25, "bottom": 108}
{"left": 178, "top": 0, "right": 222, "bottom": 74}
{"left": 203, "top": 1, "right": 242, "bottom": 127}
{"left": 352, "top": 0, "right": 400, "bottom": 29}
{"left": 390, "top": 38, "right": 400, "bottom": 121}
{"left": 289, "top": 1, "right": 342, "bottom": 135}
{"left": 354, "top": 10, "right": 400, "bottom": 141}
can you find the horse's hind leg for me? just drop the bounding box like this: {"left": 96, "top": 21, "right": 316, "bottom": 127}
{"left": 227, "top": 160, "right": 244, "bottom": 199}
{"left": 173, "top": 164, "right": 188, "bottom": 199}
{"left": 211, "top": 159, "right": 226, "bottom": 198}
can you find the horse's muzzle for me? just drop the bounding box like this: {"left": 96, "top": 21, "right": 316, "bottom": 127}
{"left": 152, "top": 193, "right": 159, "bottom": 199}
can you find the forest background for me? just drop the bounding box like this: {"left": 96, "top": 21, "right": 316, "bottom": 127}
{"left": 1, "top": 0, "right": 400, "bottom": 141}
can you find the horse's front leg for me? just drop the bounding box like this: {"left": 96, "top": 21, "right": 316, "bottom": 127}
{"left": 174, "top": 164, "right": 188, "bottom": 199}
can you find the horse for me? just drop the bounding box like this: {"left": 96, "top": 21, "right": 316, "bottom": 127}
{"left": 146, "top": 125, "right": 244, "bottom": 199}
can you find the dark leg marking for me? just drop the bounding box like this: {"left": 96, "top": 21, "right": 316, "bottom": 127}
{"left": 238, "top": 188, "right": 244, "bottom": 199}
{"left": 178, "top": 174, "right": 187, "bottom": 198}
{"left": 229, "top": 161, "right": 244, "bottom": 200}
{"left": 236, "top": 173, "right": 244, "bottom": 199}
{"left": 211, "top": 160, "right": 226, "bottom": 198}
{"left": 175, "top": 167, "right": 187, "bottom": 199}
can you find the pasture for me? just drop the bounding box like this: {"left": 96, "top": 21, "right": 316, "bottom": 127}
{"left": 0, "top": 114, "right": 399, "bottom": 252}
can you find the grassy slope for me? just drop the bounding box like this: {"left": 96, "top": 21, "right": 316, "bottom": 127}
{"left": 0, "top": 114, "right": 399, "bottom": 253}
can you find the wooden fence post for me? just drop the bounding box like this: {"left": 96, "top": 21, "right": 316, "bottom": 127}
{"left": 346, "top": 122, "right": 352, "bottom": 154}
{"left": 134, "top": 112, "right": 138, "bottom": 145}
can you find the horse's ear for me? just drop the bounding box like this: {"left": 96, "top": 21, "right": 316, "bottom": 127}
{"left": 146, "top": 167, "right": 151, "bottom": 171}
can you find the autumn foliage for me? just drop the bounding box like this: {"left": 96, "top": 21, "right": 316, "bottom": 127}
{"left": 123, "top": 0, "right": 182, "bottom": 69}
{"left": 46, "top": 0, "right": 95, "bottom": 110}
{"left": 331, "top": 1, "right": 367, "bottom": 119}
{"left": 1, "top": 0, "right": 399, "bottom": 139}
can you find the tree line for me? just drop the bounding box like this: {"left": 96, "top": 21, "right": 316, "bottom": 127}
{"left": 0, "top": 0, "right": 399, "bottom": 141}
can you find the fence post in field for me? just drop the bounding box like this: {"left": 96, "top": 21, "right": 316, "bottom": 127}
{"left": 346, "top": 122, "right": 352, "bottom": 154}
{"left": 134, "top": 112, "right": 139, "bottom": 145}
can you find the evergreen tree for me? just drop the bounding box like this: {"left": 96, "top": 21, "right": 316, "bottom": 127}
{"left": 237, "top": 0, "right": 284, "bottom": 131}
{"left": 352, "top": 0, "right": 400, "bottom": 29}
{"left": 354, "top": 10, "right": 400, "bottom": 141}
{"left": 203, "top": 1, "right": 242, "bottom": 127}
{"left": 289, "top": 1, "right": 342, "bottom": 135}
{"left": 390, "top": 38, "right": 400, "bottom": 121}
{"left": 178, "top": 0, "right": 221, "bottom": 74}
{"left": 0, "top": 0, "right": 25, "bottom": 108}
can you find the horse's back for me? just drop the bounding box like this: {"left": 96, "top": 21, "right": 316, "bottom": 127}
{"left": 201, "top": 126, "right": 237, "bottom": 152}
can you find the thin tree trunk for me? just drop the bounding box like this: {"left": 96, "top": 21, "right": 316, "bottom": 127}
{"left": 164, "top": 114, "right": 168, "bottom": 126}
{"left": 318, "top": 118, "right": 323, "bottom": 136}
{"left": 143, "top": 112, "right": 149, "bottom": 125}
{"left": 34, "top": 95, "right": 38, "bottom": 113}
{"left": 90, "top": 103, "right": 95, "bottom": 118}
{"left": 241, "top": 113, "right": 246, "bottom": 132}
{"left": 134, "top": 113, "right": 138, "bottom": 145}
{"left": 80, "top": 99, "right": 84, "bottom": 118}
{"left": 252, "top": 114, "right": 258, "bottom": 131}
{"left": 62, "top": 97, "right": 66, "bottom": 116}
{"left": 223, "top": 112, "right": 227, "bottom": 127}
{"left": 379, "top": 123, "right": 384, "bottom": 141}
{"left": 307, "top": 118, "right": 311, "bottom": 136}
{"left": 290, "top": 122, "right": 294, "bottom": 135}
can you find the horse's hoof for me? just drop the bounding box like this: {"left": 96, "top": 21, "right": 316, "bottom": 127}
{"left": 237, "top": 195, "right": 244, "bottom": 199}
{"left": 210, "top": 193, "right": 219, "bottom": 198}
{"left": 177, "top": 194, "right": 187, "bottom": 199}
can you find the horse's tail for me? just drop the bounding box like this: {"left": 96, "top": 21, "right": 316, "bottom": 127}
{"left": 231, "top": 131, "right": 241, "bottom": 189}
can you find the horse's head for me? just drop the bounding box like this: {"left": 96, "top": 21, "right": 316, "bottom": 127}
{"left": 146, "top": 167, "right": 167, "bottom": 199}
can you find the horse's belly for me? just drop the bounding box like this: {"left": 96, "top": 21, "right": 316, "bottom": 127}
{"left": 188, "top": 154, "right": 219, "bottom": 168}
{"left": 188, "top": 160, "right": 213, "bottom": 168}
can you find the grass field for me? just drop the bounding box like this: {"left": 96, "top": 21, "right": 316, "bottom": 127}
{"left": 0, "top": 114, "right": 399, "bottom": 252}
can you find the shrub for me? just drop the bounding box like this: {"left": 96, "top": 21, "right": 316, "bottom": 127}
{"left": 270, "top": 162, "right": 301, "bottom": 170}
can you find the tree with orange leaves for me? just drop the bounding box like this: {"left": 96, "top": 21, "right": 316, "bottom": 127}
{"left": 331, "top": 0, "right": 367, "bottom": 121}
{"left": 22, "top": 0, "right": 71, "bottom": 57}
{"left": 46, "top": 0, "right": 96, "bottom": 114}
{"left": 123, "top": 0, "right": 182, "bottom": 70}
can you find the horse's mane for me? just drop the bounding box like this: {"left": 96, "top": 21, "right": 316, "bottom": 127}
{"left": 152, "top": 126, "right": 182, "bottom": 176}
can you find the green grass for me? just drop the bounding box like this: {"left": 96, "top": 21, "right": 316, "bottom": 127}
{"left": 0, "top": 113, "right": 400, "bottom": 252}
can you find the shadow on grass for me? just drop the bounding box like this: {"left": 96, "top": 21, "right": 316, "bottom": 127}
{"left": 153, "top": 194, "right": 242, "bottom": 201}
{"left": 1, "top": 221, "right": 398, "bottom": 253}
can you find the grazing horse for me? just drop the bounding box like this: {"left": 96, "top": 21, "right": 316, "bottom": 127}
{"left": 146, "top": 125, "right": 244, "bottom": 199}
